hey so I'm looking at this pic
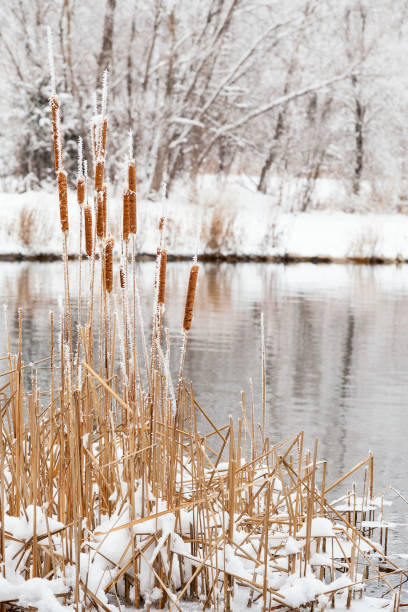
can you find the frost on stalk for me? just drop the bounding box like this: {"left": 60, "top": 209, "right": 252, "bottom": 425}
{"left": 47, "top": 27, "right": 56, "bottom": 96}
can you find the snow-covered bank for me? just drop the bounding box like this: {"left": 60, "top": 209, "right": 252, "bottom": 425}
{"left": 1, "top": 177, "right": 408, "bottom": 262}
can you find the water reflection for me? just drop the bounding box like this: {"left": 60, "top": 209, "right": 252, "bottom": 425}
{"left": 1, "top": 261, "right": 408, "bottom": 530}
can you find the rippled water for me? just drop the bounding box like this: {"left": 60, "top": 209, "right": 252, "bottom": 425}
{"left": 1, "top": 260, "right": 408, "bottom": 558}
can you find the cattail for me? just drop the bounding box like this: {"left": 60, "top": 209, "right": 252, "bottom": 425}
{"left": 57, "top": 170, "right": 69, "bottom": 233}
{"left": 128, "top": 161, "right": 137, "bottom": 234}
{"left": 128, "top": 160, "right": 136, "bottom": 192}
{"left": 50, "top": 95, "right": 61, "bottom": 173}
{"left": 159, "top": 216, "right": 165, "bottom": 232}
{"left": 84, "top": 206, "right": 93, "bottom": 257}
{"left": 102, "top": 184, "right": 107, "bottom": 237}
{"left": 158, "top": 250, "right": 167, "bottom": 306}
{"left": 95, "top": 160, "right": 104, "bottom": 192}
{"left": 129, "top": 191, "right": 137, "bottom": 234}
{"left": 104, "top": 238, "right": 114, "bottom": 293}
{"left": 120, "top": 265, "right": 126, "bottom": 289}
{"left": 123, "top": 190, "right": 130, "bottom": 242}
{"left": 101, "top": 118, "right": 108, "bottom": 157}
{"left": 183, "top": 264, "right": 199, "bottom": 332}
{"left": 96, "top": 192, "right": 104, "bottom": 239}
{"left": 77, "top": 176, "right": 85, "bottom": 206}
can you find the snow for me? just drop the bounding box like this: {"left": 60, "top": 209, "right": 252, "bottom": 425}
{"left": 1, "top": 176, "right": 408, "bottom": 260}
{"left": 297, "top": 517, "right": 335, "bottom": 537}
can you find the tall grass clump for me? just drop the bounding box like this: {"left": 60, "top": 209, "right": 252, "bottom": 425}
{"left": 0, "top": 46, "right": 406, "bottom": 611}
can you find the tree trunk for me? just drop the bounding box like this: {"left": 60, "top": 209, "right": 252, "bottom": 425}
{"left": 353, "top": 96, "right": 364, "bottom": 195}
{"left": 257, "top": 112, "right": 284, "bottom": 193}
{"left": 97, "top": 0, "right": 116, "bottom": 78}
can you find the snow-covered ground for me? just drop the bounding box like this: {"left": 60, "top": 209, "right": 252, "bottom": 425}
{"left": 1, "top": 175, "right": 408, "bottom": 261}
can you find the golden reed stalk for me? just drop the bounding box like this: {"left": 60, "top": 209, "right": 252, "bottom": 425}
{"left": 183, "top": 265, "right": 199, "bottom": 331}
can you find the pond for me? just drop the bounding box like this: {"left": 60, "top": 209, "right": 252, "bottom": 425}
{"left": 1, "top": 260, "right": 408, "bottom": 561}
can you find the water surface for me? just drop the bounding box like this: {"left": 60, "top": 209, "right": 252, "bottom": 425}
{"left": 1, "top": 261, "right": 408, "bottom": 558}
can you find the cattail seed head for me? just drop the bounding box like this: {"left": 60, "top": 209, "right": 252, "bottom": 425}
{"left": 159, "top": 216, "right": 165, "bottom": 232}
{"left": 123, "top": 190, "right": 130, "bottom": 242}
{"left": 77, "top": 176, "right": 85, "bottom": 206}
{"left": 129, "top": 191, "right": 137, "bottom": 234}
{"left": 96, "top": 192, "right": 104, "bottom": 239}
{"left": 104, "top": 238, "right": 114, "bottom": 293}
{"left": 50, "top": 95, "right": 61, "bottom": 173}
{"left": 158, "top": 250, "right": 167, "bottom": 306}
{"left": 183, "top": 264, "right": 199, "bottom": 332}
{"left": 95, "top": 160, "right": 104, "bottom": 192}
{"left": 120, "top": 265, "right": 126, "bottom": 289}
{"left": 84, "top": 205, "right": 93, "bottom": 256}
{"left": 128, "top": 161, "right": 137, "bottom": 234}
{"left": 102, "top": 184, "right": 107, "bottom": 237}
{"left": 101, "top": 118, "right": 108, "bottom": 157}
{"left": 128, "top": 160, "right": 136, "bottom": 192}
{"left": 57, "top": 170, "right": 69, "bottom": 233}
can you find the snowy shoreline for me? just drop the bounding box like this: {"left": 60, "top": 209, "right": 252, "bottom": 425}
{"left": 1, "top": 177, "right": 408, "bottom": 263}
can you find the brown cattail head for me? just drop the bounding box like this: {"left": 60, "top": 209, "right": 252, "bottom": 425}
{"left": 183, "top": 264, "right": 199, "bottom": 332}
{"left": 128, "top": 160, "right": 136, "bottom": 192}
{"left": 57, "top": 170, "right": 69, "bottom": 233}
{"left": 159, "top": 216, "right": 165, "bottom": 232}
{"left": 84, "top": 205, "right": 93, "bottom": 257}
{"left": 128, "top": 161, "right": 137, "bottom": 234}
{"left": 96, "top": 192, "right": 104, "bottom": 239}
{"left": 77, "top": 176, "right": 85, "bottom": 206}
{"left": 95, "top": 160, "right": 104, "bottom": 192}
{"left": 120, "top": 265, "right": 126, "bottom": 289}
{"left": 102, "top": 184, "right": 107, "bottom": 237}
{"left": 104, "top": 238, "right": 114, "bottom": 293}
{"left": 158, "top": 250, "right": 167, "bottom": 306}
{"left": 101, "top": 118, "right": 108, "bottom": 157}
{"left": 129, "top": 191, "right": 137, "bottom": 234}
{"left": 50, "top": 95, "right": 61, "bottom": 173}
{"left": 123, "top": 190, "right": 130, "bottom": 242}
